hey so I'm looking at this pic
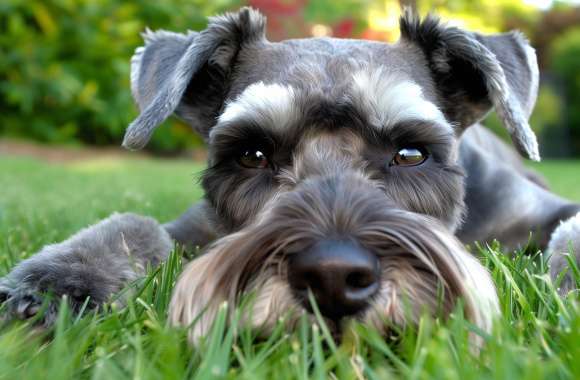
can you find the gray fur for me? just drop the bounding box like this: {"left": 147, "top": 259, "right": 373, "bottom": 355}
{"left": 1, "top": 9, "right": 579, "bottom": 338}
{"left": 457, "top": 125, "right": 578, "bottom": 249}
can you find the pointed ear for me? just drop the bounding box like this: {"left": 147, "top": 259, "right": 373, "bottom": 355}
{"left": 124, "top": 7, "right": 266, "bottom": 150}
{"left": 399, "top": 11, "right": 540, "bottom": 161}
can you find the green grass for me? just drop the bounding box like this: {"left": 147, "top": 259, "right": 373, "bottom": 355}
{"left": 0, "top": 156, "right": 579, "bottom": 379}
{"left": 529, "top": 160, "right": 580, "bottom": 201}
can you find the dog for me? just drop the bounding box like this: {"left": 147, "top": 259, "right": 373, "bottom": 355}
{"left": 1, "top": 8, "right": 579, "bottom": 344}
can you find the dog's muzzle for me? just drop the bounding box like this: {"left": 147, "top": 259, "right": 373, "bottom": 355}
{"left": 170, "top": 172, "right": 500, "bottom": 345}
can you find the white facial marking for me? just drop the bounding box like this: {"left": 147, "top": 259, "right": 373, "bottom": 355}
{"left": 351, "top": 67, "right": 450, "bottom": 130}
{"left": 217, "top": 82, "right": 298, "bottom": 129}
{"left": 130, "top": 46, "right": 145, "bottom": 104}
{"left": 523, "top": 44, "right": 539, "bottom": 118}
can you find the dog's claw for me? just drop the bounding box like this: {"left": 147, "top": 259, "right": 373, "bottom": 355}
{"left": 0, "top": 288, "right": 8, "bottom": 304}
{"left": 0, "top": 278, "right": 58, "bottom": 324}
{"left": 0, "top": 285, "right": 43, "bottom": 321}
{"left": 14, "top": 294, "right": 42, "bottom": 319}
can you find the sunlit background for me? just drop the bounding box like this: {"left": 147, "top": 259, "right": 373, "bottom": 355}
{"left": 1, "top": 0, "right": 579, "bottom": 157}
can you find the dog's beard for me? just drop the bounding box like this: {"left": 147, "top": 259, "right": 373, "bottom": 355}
{"left": 169, "top": 174, "right": 499, "bottom": 344}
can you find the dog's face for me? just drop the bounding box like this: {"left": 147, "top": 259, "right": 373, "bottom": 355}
{"left": 204, "top": 44, "right": 464, "bottom": 231}
{"left": 125, "top": 8, "right": 540, "bottom": 342}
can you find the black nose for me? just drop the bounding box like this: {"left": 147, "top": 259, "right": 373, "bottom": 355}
{"left": 288, "top": 240, "right": 380, "bottom": 320}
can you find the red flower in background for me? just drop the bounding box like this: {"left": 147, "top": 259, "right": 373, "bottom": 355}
{"left": 249, "top": 0, "right": 306, "bottom": 16}
{"left": 332, "top": 18, "right": 355, "bottom": 38}
{"left": 248, "top": 1, "right": 371, "bottom": 41}
{"left": 249, "top": 0, "right": 309, "bottom": 40}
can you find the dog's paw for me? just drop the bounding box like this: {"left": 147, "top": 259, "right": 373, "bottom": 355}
{"left": 0, "top": 280, "right": 60, "bottom": 324}
{"left": 0, "top": 257, "right": 107, "bottom": 324}
{"left": 548, "top": 212, "right": 580, "bottom": 295}
{"left": 0, "top": 213, "right": 173, "bottom": 324}
{"left": 0, "top": 241, "right": 129, "bottom": 324}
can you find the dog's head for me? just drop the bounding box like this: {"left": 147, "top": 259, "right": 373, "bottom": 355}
{"left": 126, "top": 8, "right": 540, "bottom": 342}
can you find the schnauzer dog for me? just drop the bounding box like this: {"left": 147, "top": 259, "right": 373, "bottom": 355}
{"left": 1, "top": 8, "right": 579, "bottom": 343}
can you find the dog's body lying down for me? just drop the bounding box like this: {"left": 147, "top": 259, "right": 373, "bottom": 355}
{"left": 1, "top": 8, "right": 579, "bottom": 343}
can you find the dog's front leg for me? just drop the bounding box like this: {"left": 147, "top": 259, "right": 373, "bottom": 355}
{"left": 0, "top": 213, "right": 172, "bottom": 324}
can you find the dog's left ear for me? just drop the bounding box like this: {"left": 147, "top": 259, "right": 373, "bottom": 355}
{"left": 400, "top": 12, "right": 540, "bottom": 161}
{"left": 123, "top": 7, "right": 266, "bottom": 149}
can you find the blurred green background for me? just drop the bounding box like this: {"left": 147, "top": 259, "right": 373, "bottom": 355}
{"left": 0, "top": 0, "right": 579, "bottom": 156}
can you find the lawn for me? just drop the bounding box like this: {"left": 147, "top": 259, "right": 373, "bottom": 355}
{"left": 0, "top": 155, "right": 579, "bottom": 379}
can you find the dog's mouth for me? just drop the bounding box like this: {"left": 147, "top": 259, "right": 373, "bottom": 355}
{"left": 169, "top": 173, "right": 499, "bottom": 345}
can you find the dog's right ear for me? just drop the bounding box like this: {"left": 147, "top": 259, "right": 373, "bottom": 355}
{"left": 400, "top": 11, "right": 540, "bottom": 161}
{"left": 123, "top": 7, "right": 266, "bottom": 150}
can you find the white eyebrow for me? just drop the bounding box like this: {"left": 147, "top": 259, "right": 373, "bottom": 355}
{"left": 216, "top": 81, "right": 299, "bottom": 130}
{"left": 350, "top": 67, "right": 451, "bottom": 131}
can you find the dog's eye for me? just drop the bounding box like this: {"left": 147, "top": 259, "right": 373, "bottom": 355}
{"left": 391, "top": 147, "right": 427, "bottom": 167}
{"left": 238, "top": 149, "right": 270, "bottom": 169}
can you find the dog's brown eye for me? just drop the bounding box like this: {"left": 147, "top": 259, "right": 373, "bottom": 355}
{"left": 238, "top": 149, "right": 269, "bottom": 169}
{"left": 391, "top": 148, "right": 427, "bottom": 167}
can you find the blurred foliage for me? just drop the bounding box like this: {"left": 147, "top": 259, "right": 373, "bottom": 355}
{"left": 550, "top": 26, "right": 580, "bottom": 154}
{"left": 418, "top": 0, "right": 540, "bottom": 34}
{"left": 0, "top": 0, "right": 239, "bottom": 153}
{"left": 249, "top": 0, "right": 371, "bottom": 40}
